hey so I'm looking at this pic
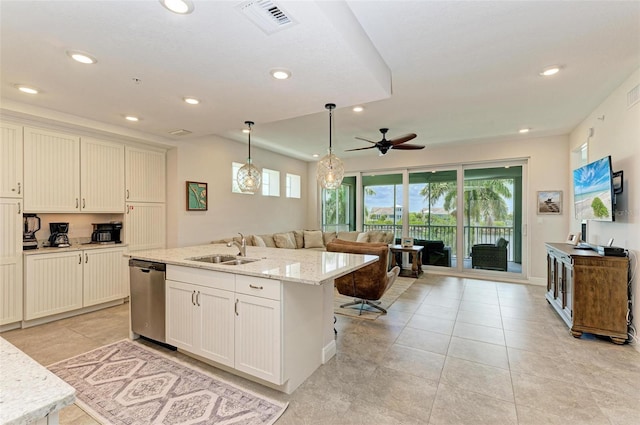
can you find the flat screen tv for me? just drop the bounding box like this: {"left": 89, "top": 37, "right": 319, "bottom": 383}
{"left": 573, "top": 156, "right": 615, "bottom": 222}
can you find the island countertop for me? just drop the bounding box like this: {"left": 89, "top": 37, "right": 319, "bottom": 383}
{"left": 126, "top": 243, "right": 378, "bottom": 285}
{"left": 0, "top": 337, "right": 76, "bottom": 425}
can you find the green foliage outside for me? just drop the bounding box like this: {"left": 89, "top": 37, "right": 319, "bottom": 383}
{"left": 591, "top": 197, "right": 609, "bottom": 218}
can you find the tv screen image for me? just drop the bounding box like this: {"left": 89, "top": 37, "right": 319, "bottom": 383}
{"left": 573, "top": 156, "right": 614, "bottom": 222}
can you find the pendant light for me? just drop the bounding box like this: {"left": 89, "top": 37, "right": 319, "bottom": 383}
{"left": 316, "top": 103, "right": 344, "bottom": 189}
{"left": 237, "top": 121, "right": 261, "bottom": 193}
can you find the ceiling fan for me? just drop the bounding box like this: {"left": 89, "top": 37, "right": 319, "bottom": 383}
{"left": 346, "top": 128, "right": 424, "bottom": 155}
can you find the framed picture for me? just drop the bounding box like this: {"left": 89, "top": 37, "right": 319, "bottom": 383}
{"left": 401, "top": 237, "right": 414, "bottom": 247}
{"left": 186, "top": 181, "right": 208, "bottom": 211}
{"left": 566, "top": 232, "right": 581, "bottom": 245}
{"left": 537, "top": 190, "right": 562, "bottom": 215}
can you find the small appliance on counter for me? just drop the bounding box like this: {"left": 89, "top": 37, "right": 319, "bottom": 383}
{"left": 23, "top": 214, "right": 41, "bottom": 250}
{"left": 91, "top": 221, "right": 122, "bottom": 244}
{"left": 48, "top": 222, "right": 70, "bottom": 248}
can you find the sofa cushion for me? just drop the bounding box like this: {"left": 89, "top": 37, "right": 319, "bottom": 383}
{"left": 304, "top": 230, "right": 325, "bottom": 248}
{"left": 323, "top": 231, "right": 337, "bottom": 246}
{"left": 368, "top": 230, "right": 394, "bottom": 244}
{"left": 356, "top": 232, "right": 369, "bottom": 242}
{"left": 258, "top": 234, "right": 277, "bottom": 248}
{"left": 274, "top": 232, "right": 296, "bottom": 249}
{"left": 337, "top": 231, "right": 359, "bottom": 242}
{"left": 253, "top": 235, "right": 267, "bottom": 247}
{"left": 293, "top": 230, "right": 305, "bottom": 249}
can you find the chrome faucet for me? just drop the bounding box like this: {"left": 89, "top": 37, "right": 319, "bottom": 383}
{"left": 227, "top": 233, "right": 246, "bottom": 257}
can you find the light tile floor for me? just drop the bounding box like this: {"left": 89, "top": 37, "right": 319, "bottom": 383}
{"left": 3, "top": 275, "right": 639, "bottom": 424}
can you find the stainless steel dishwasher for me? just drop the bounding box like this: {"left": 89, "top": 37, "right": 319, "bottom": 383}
{"left": 129, "top": 259, "right": 167, "bottom": 343}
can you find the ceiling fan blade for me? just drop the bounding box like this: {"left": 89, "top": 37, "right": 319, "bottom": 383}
{"left": 355, "top": 136, "right": 377, "bottom": 144}
{"left": 345, "top": 146, "right": 377, "bottom": 152}
{"left": 389, "top": 133, "right": 417, "bottom": 145}
{"left": 391, "top": 144, "right": 425, "bottom": 150}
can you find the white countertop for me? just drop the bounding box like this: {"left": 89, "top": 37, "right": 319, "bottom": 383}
{"left": 24, "top": 242, "right": 128, "bottom": 256}
{"left": 127, "top": 244, "right": 378, "bottom": 285}
{"left": 0, "top": 337, "right": 75, "bottom": 425}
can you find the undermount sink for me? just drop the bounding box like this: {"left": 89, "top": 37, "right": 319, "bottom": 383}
{"left": 188, "top": 254, "right": 259, "bottom": 266}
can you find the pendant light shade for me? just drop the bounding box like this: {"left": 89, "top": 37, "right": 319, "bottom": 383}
{"left": 237, "top": 121, "right": 261, "bottom": 193}
{"left": 317, "top": 103, "right": 344, "bottom": 189}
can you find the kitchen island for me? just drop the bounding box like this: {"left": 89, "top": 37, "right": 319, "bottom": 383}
{"left": 127, "top": 243, "right": 378, "bottom": 394}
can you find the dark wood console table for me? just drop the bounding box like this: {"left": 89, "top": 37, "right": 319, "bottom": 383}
{"left": 545, "top": 243, "right": 629, "bottom": 344}
{"left": 390, "top": 244, "right": 424, "bottom": 278}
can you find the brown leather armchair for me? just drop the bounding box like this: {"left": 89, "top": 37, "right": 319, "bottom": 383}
{"left": 326, "top": 239, "right": 401, "bottom": 314}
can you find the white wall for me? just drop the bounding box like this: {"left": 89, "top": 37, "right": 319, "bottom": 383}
{"left": 569, "top": 68, "right": 639, "bottom": 351}
{"left": 166, "top": 134, "right": 309, "bottom": 247}
{"left": 307, "top": 134, "right": 570, "bottom": 282}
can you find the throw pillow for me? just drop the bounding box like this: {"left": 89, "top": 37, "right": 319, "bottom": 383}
{"left": 304, "top": 230, "right": 325, "bottom": 249}
{"left": 337, "top": 231, "right": 359, "bottom": 242}
{"left": 274, "top": 232, "right": 296, "bottom": 249}
{"left": 293, "top": 230, "right": 305, "bottom": 249}
{"left": 356, "top": 232, "right": 369, "bottom": 242}
{"left": 253, "top": 235, "right": 266, "bottom": 247}
{"left": 258, "top": 234, "right": 277, "bottom": 248}
{"left": 323, "top": 231, "right": 337, "bottom": 246}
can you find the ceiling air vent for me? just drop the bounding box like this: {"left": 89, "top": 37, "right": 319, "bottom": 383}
{"left": 627, "top": 84, "right": 639, "bottom": 109}
{"left": 169, "top": 129, "right": 192, "bottom": 136}
{"left": 236, "top": 0, "right": 296, "bottom": 35}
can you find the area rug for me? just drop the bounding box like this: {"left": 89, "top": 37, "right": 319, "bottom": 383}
{"left": 48, "top": 340, "right": 288, "bottom": 425}
{"left": 334, "top": 276, "right": 416, "bottom": 320}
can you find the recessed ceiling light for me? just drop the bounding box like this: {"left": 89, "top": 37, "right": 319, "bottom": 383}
{"left": 183, "top": 97, "right": 199, "bottom": 105}
{"left": 519, "top": 128, "right": 531, "bottom": 133}
{"left": 125, "top": 116, "right": 140, "bottom": 122}
{"left": 242, "top": 128, "right": 250, "bottom": 134}
{"left": 66, "top": 50, "right": 97, "bottom": 64}
{"left": 539, "top": 66, "right": 561, "bottom": 77}
{"left": 312, "top": 153, "right": 319, "bottom": 158}
{"left": 352, "top": 106, "right": 364, "bottom": 112}
{"left": 270, "top": 69, "right": 291, "bottom": 80}
{"left": 15, "top": 84, "right": 39, "bottom": 94}
{"left": 159, "top": 0, "right": 194, "bottom": 14}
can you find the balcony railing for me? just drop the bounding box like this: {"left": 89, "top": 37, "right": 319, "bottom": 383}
{"left": 363, "top": 224, "right": 514, "bottom": 260}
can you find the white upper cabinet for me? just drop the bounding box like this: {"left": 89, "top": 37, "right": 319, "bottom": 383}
{"left": 0, "top": 122, "right": 23, "bottom": 198}
{"left": 23, "top": 127, "right": 125, "bottom": 213}
{"left": 126, "top": 146, "right": 165, "bottom": 203}
{"left": 81, "top": 137, "right": 125, "bottom": 213}
{"left": 23, "top": 127, "right": 80, "bottom": 212}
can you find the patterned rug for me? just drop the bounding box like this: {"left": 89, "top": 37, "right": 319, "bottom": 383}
{"left": 334, "top": 276, "right": 416, "bottom": 320}
{"left": 48, "top": 340, "right": 288, "bottom": 425}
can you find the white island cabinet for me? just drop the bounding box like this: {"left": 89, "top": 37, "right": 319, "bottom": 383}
{"left": 128, "top": 244, "right": 377, "bottom": 394}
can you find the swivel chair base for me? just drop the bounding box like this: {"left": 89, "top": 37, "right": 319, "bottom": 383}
{"left": 340, "top": 299, "right": 387, "bottom": 315}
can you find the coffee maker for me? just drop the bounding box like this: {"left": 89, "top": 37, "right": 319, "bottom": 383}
{"left": 48, "top": 222, "right": 70, "bottom": 247}
{"left": 23, "top": 214, "right": 41, "bottom": 250}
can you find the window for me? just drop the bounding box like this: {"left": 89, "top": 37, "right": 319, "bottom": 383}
{"left": 362, "top": 173, "right": 403, "bottom": 239}
{"left": 262, "top": 168, "right": 280, "bottom": 197}
{"left": 286, "top": 173, "right": 301, "bottom": 198}
{"left": 321, "top": 177, "right": 355, "bottom": 232}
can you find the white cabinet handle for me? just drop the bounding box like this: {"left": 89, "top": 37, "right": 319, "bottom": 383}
{"left": 249, "top": 284, "right": 263, "bottom": 290}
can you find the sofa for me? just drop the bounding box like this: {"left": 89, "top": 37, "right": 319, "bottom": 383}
{"left": 213, "top": 230, "right": 396, "bottom": 251}
{"left": 394, "top": 238, "right": 452, "bottom": 267}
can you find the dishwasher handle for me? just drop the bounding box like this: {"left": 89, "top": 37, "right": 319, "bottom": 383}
{"left": 129, "top": 259, "right": 166, "bottom": 272}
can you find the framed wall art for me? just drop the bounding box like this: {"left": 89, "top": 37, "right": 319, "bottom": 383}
{"left": 186, "top": 181, "right": 208, "bottom": 211}
{"left": 537, "top": 190, "right": 562, "bottom": 215}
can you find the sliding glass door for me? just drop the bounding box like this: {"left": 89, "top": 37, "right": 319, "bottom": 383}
{"left": 462, "top": 165, "right": 523, "bottom": 274}
{"left": 321, "top": 176, "right": 356, "bottom": 232}
{"left": 362, "top": 173, "right": 403, "bottom": 240}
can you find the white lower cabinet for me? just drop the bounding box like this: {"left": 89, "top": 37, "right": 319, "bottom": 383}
{"left": 165, "top": 266, "right": 283, "bottom": 385}
{"left": 25, "top": 247, "right": 127, "bottom": 321}
{"left": 0, "top": 199, "right": 23, "bottom": 326}
{"left": 166, "top": 279, "right": 235, "bottom": 367}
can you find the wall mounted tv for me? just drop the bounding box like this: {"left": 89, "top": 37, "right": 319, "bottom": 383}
{"left": 573, "top": 155, "right": 615, "bottom": 222}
